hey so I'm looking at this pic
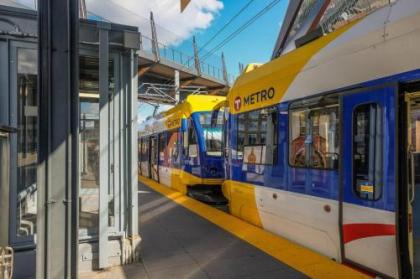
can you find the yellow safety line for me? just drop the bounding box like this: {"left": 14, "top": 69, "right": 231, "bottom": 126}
{"left": 139, "top": 176, "right": 371, "bottom": 279}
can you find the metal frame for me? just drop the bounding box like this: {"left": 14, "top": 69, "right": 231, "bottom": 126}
{"left": 129, "top": 49, "right": 139, "bottom": 244}
{"left": 98, "top": 22, "right": 110, "bottom": 269}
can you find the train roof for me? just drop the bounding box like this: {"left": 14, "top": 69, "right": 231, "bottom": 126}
{"left": 139, "top": 94, "right": 225, "bottom": 137}
{"left": 227, "top": 20, "right": 356, "bottom": 115}
{"left": 162, "top": 94, "right": 226, "bottom": 118}
{"left": 227, "top": 0, "right": 420, "bottom": 115}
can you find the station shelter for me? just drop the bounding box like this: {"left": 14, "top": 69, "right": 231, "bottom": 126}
{"left": 0, "top": 5, "right": 140, "bottom": 276}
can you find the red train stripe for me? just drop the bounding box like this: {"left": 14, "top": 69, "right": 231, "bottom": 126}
{"left": 343, "top": 223, "right": 396, "bottom": 244}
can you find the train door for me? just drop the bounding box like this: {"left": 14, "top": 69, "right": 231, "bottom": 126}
{"left": 340, "top": 86, "right": 398, "bottom": 278}
{"left": 406, "top": 92, "right": 420, "bottom": 278}
{"left": 151, "top": 135, "right": 159, "bottom": 182}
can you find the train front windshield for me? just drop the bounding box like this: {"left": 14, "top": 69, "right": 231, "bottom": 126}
{"left": 199, "top": 112, "right": 223, "bottom": 157}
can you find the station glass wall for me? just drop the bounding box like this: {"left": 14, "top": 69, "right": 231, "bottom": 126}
{"left": 16, "top": 47, "right": 38, "bottom": 238}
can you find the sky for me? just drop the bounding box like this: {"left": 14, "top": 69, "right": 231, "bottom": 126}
{"left": 194, "top": 0, "right": 289, "bottom": 78}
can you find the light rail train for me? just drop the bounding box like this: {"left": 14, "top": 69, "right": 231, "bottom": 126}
{"left": 138, "top": 0, "right": 420, "bottom": 277}
{"left": 220, "top": 0, "right": 420, "bottom": 278}
{"left": 138, "top": 95, "right": 226, "bottom": 202}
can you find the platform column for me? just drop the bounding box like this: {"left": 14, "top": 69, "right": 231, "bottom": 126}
{"left": 36, "top": 0, "right": 79, "bottom": 278}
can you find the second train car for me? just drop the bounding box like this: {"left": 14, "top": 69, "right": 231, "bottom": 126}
{"left": 139, "top": 95, "right": 226, "bottom": 202}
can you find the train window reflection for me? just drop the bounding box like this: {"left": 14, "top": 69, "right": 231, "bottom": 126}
{"left": 289, "top": 95, "right": 339, "bottom": 169}
{"left": 353, "top": 103, "right": 383, "bottom": 200}
{"left": 140, "top": 137, "right": 150, "bottom": 177}
{"left": 16, "top": 48, "right": 38, "bottom": 238}
{"left": 199, "top": 112, "right": 223, "bottom": 157}
{"left": 187, "top": 121, "right": 198, "bottom": 157}
{"left": 237, "top": 106, "right": 277, "bottom": 165}
{"left": 168, "top": 131, "right": 180, "bottom": 166}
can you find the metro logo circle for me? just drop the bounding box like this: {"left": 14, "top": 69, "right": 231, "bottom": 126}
{"left": 234, "top": 97, "right": 241, "bottom": 111}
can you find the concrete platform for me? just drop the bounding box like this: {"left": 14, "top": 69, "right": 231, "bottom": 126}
{"left": 80, "top": 178, "right": 369, "bottom": 278}
{"left": 137, "top": 182, "right": 307, "bottom": 279}
{"left": 80, "top": 182, "right": 306, "bottom": 279}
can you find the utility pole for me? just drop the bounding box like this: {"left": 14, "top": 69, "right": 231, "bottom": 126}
{"left": 150, "top": 12, "right": 160, "bottom": 62}
{"left": 193, "top": 36, "right": 201, "bottom": 76}
{"left": 221, "top": 52, "right": 229, "bottom": 86}
{"left": 174, "top": 70, "right": 180, "bottom": 103}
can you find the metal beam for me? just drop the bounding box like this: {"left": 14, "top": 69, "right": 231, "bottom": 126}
{"left": 37, "top": 0, "right": 79, "bottom": 277}
{"left": 138, "top": 64, "right": 154, "bottom": 77}
{"left": 98, "top": 22, "right": 110, "bottom": 269}
{"left": 271, "top": 0, "right": 303, "bottom": 59}
{"left": 129, "top": 49, "right": 140, "bottom": 261}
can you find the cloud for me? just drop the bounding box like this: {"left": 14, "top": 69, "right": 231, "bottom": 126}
{"left": 85, "top": 0, "right": 223, "bottom": 45}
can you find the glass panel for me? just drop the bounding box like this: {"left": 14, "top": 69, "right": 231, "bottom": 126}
{"left": 188, "top": 122, "right": 198, "bottom": 158}
{"left": 353, "top": 103, "right": 382, "bottom": 200}
{"left": 289, "top": 95, "right": 339, "bottom": 169}
{"left": 310, "top": 107, "right": 339, "bottom": 169}
{"left": 79, "top": 56, "right": 100, "bottom": 234}
{"left": 199, "top": 112, "right": 223, "bottom": 157}
{"left": 159, "top": 133, "right": 167, "bottom": 166}
{"left": 319, "top": 0, "right": 398, "bottom": 34}
{"left": 410, "top": 100, "right": 420, "bottom": 183}
{"left": 140, "top": 137, "right": 150, "bottom": 177}
{"left": 167, "top": 131, "right": 179, "bottom": 167}
{"left": 289, "top": 109, "right": 307, "bottom": 167}
{"left": 16, "top": 48, "right": 38, "bottom": 238}
{"left": 282, "top": 0, "right": 398, "bottom": 49}
{"left": 287, "top": 0, "right": 321, "bottom": 43}
{"left": 151, "top": 137, "right": 159, "bottom": 180}
{"left": 237, "top": 107, "right": 277, "bottom": 165}
{"left": 79, "top": 55, "right": 116, "bottom": 234}
{"left": 0, "top": 0, "right": 37, "bottom": 10}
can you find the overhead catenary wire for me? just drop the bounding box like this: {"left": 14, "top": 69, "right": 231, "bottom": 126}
{"left": 201, "top": 0, "right": 284, "bottom": 62}
{"left": 198, "top": 0, "right": 256, "bottom": 52}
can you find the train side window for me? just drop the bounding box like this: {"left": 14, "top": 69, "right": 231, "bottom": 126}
{"left": 183, "top": 129, "right": 188, "bottom": 156}
{"left": 289, "top": 109, "right": 307, "bottom": 167}
{"left": 188, "top": 122, "right": 198, "bottom": 158}
{"left": 353, "top": 103, "right": 383, "bottom": 200}
{"left": 202, "top": 110, "right": 223, "bottom": 156}
{"left": 158, "top": 133, "right": 167, "bottom": 165}
{"left": 168, "top": 130, "right": 179, "bottom": 166}
{"left": 237, "top": 106, "right": 277, "bottom": 165}
{"left": 140, "top": 137, "right": 148, "bottom": 162}
{"left": 289, "top": 95, "right": 339, "bottom": 169}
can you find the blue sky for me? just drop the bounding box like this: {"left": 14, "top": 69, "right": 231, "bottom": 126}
{"left": 135, "top": 0, "right": 289, "bottom": 123}
{"left": 194, "top": 0, "right": 288, "bottom": 78}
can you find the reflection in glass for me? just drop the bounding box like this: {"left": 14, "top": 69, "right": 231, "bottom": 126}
{"left": 289, "top": 97, "right": 339, "bottom": 169}
{"left": 79, "top": 56, "right": 115, "bottom": 235}
{"left": 199, "top": 112, "right": 223, "bottom": 156}
{"left": 410, "top": 102, "right": 420, "bottom": 183}
{"left": 290, "top": 110, "right": 307, "bottom": 167}
{"left": 79, "top": 56, "right": 100, "bottom": 234}
{"left": 16, "top": 48, "right": 38, "bottom": 238}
